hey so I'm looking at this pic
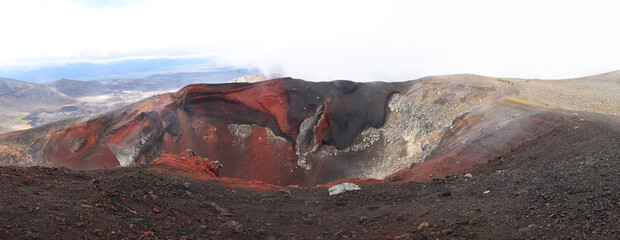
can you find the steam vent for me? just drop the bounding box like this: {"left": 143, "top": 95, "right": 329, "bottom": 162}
{"left": 0, "top": 76, "right": 617, "bottom": 187}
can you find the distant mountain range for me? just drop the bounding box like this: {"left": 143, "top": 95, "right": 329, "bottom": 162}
{"left": 0, "top": 67, "right": 259, "bottom": 133}
{"left": 0, "top": 77, "right": 75, "bottom": 111}
{"left": 101, "top": 67, "right": 258, "bottom": 91}
{"left": 46, "top": 79, "right": 106, "bottom": 97}
{"left": 0, "top": 58, "right": 245, "bottom": 83}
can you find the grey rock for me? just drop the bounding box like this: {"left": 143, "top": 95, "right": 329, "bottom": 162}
{"left": 329, "top": 183, "right": 361, "bottom": 196}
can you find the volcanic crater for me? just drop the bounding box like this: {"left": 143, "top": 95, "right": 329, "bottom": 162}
{"left": 0, "top": 74, "right": 619, "bottom": 239}
{"left": 0, "top": 75, "right": 607, "bottom": 187}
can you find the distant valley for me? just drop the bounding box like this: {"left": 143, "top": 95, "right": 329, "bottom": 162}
{"left": 0, "top": 68, "right": 258, "bottom": 133}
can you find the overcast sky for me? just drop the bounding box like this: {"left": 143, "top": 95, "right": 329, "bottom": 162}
{"left": 1, "top": 0, "right": 619, "bottom": 81}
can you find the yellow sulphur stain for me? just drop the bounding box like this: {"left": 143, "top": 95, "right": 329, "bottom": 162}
{"left": 505, "top": 97, "right": 553, "bottom": 109}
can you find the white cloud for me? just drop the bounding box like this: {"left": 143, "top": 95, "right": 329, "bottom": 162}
{"left": 0, "top": 0, "right": 619, "bottom": 81}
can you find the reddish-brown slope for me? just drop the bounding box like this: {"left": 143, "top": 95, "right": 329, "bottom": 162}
{"left": 149, "top": 150, "right": 221, "bottom": 179}
{"left": 178, "top": 81, "right": 295, "bottom": 136}
{"left": 389, "top": 99, "right": 571, "bottom": 182}
{"left": 2, "top": 76, "right": 614, "bottom": 187}
{"left": 0, "top": 78, "right": 403, "bottom": 186}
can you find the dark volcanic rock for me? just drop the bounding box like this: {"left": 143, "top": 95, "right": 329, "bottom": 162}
{"left": 0, "top": 75, "right": 618, "bottom": 239}
{"left": 0, "top": 78, "right": 404, "bottom": 186}
{"left": 0, "top": 76, "right": 617, "bottom": 188}
{"left": 2, "top": 118, "right": 615, "bottom": 240}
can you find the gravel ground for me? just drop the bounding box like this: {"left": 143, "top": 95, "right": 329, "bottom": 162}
{"left": 0, "top": 113, "right": 617, "bottom": 239}
{"left": 510, "top": 76, "right": 620, "bottom": 117}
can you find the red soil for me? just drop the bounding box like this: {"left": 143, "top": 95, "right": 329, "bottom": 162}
{"left": 149, "top": 151, "right": 286, "bottom": 191}
{"left": 151, "top": 151, "right": 220, "bottom": 179}
{"left": 148, "top": 150, "right": 386, "bottom": 190}
{"left": 43, "top": 121, "right": 119, "bottom": 169}
{"left": 180, "top": 79, "right": 296, "bottom": 137}
{"left": 240, "top": 127, "right": 302, "bottom": 185}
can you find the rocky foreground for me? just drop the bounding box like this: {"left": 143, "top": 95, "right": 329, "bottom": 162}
{"left": 0, "top": 73, "right": 618, "bottom": 239}
{"left": 0, "top": 112, "right": 618, "bottom": 239}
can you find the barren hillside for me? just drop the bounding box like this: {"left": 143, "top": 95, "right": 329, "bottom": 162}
{"left": 0, "top": 73, "right": 618, "bottom": 239}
